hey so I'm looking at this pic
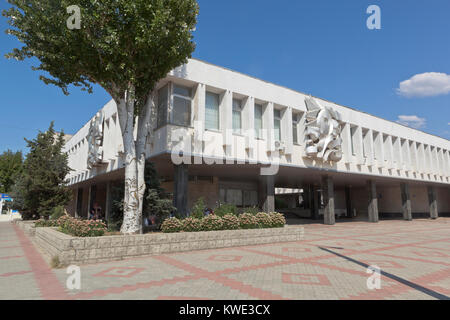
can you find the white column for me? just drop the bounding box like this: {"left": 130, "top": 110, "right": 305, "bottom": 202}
{"left": 342, "top": 123, "right": 353, "bottom": 164}
{"left": 244, "top": 96, "right": 255, "bottom": 156}
{"left": 354, "top": 126, "right": 364, "bottom": 165}
{"left": 365, "top": 129, "right": 375, "bottom": 167}
{"left": 221, "top": 90, "right": 233, "bottom": 150}
{"left": 264, "top": 102, "right": 275, "bottom": 153}
{"left": 193, "top": 83, "right": 206, "bottom": 156}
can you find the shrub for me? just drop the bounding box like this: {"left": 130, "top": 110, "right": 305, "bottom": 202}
{"left": 214, "top": 203, "right": 238, "bottom": 217}
{"left": 201, "top": 214, "right": 223, "bottom": 231}
{"left": 59, "top": 217, "right": 107, "bottom": 237}
{"left": 241, "top": 206, "right": 259, "bottom": 215}
{"left": 182, "top": 217, "right": 203, "bottom": 232}
{"left": 255, "top": 212, "right": 272, "bottom": 228}
{"left": 239, "top": 213, "right": 258, "bottom": 229}
{"left": 51, "top": 206, "right": 65, "bottom": 220}
{"left": 161, "top": 217, "right": 183, "bottom": 233}
{"left": 190, "top": 197, "right": 206, "bottom": 219}
{"left": 221, "top": 214, "right": 240, "bottom": 230}
{"left": 269, "top": 212, "right": 286, "bottom": 228}
{"left": 35, "top": 218, "right": 58, "bottom": 227}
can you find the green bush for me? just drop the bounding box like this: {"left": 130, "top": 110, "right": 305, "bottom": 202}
{"left": 161, "top": 217, "right": 183, "bottom": 233}
{"left": 35, "top": 218, "right": 59, "bottom": 227}
{"left": 201, "top": 215, "right": 223, "bottom": 231}
{"left": 241, "top": 206, "right": 259, "bottom": 215}
{"left": 239, "top": 213, "right": 258, "bottom": 229}
{"left": 51, "top": 206, "right": 65, "bottom": 220}
{"left": 214, "top": 203, "right": 238, "bottom": 217}
{"left": 182, "top": 217, "right": 203, "bottom": 232}
{"left": 221, "top": 214, "right": 240, "bottom": 230}
{"left": 255, "top": 212, "right": 272, "bottom": 228}
{"left": 190, "top": 197, "right": 206, "bottom": 219}
{"left": 269, "top": 212, "right": 286, "bottom": 228}
{"left": 57, "top": 215, "right": 106, "bottom": 237}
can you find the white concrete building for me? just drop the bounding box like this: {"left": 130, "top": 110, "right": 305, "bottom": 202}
{"left": 64, "top": 59, "right": 450, "bottom": 224}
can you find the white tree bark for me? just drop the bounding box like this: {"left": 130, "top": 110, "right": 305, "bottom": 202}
{"left": 116, "top": 87, "right": 155, "bottom": 234}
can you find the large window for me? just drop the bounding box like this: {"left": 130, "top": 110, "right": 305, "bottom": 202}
{"left": 172, "top": 84, "right": 191, "bottom": 127}
{"left": 254, "top": 103, "right": 263, "bottom": 139}
{"left": 157, "top": 84, "right": 169, "bottom": 128}
{"left": 232, "top": 99, "right": 242, "bottom": 134}
{"left": 292, "top": 113, "right": 300, "bottom": 144}
{"left": 274, "top": 109, "right": 281, "bottom": 142}
{"left": 205, "top": 92, "right": 220, "bottom": 130}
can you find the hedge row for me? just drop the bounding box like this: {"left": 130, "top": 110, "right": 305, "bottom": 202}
{"left": 35, "top": 215, "right": 107, "bottom": 237}
{"left": 161, "top": 212, "right": 286, "bottom": 233}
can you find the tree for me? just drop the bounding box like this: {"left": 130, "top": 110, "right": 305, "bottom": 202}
{"left": 3, "top": 0, "right": 199, "bottom": 234}
{"left": 10, "top": 122, "right": 72, "bottom": 220}
{"left": 0, "top": 150, "right": 23, "bottom": 194}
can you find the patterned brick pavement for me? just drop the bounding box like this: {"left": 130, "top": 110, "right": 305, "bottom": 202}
{"left": 0, "top": 218, "right": 449, "bottom": 300}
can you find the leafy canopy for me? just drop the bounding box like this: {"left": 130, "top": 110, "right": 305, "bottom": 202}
{"left": 10, "top": 122, "right": 72, "bottom": 220}
{"left": 0, "top": 150, "right": 23, "bottom": 194}
{"left": 3, "top": 0, "right": 199, "bottom": 104}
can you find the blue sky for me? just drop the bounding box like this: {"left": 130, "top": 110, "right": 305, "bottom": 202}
{"left": 1, "top": 0, "right": 449, "bottom": 154}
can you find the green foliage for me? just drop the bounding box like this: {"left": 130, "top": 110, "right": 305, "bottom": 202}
{"left": 221, "top": 214, "right": 240, "bottom": 230}
{"left": 241, "top": 206, "right": 259, "bottom": 215}
{"left": 57, "top": 215, "right": 106, "bottom": 237}
{"left": 201, "top": 215, "right": 223, "bottom": 231}
{"left": 50, "top": 256, "right": 61, "bottom": 269}
{"left": 239, "top": 213, "right": 258, "bottom": 229}
{"left": 3, "top": 0, "right": 199, "bottom": 107}
{"left": 51, "top": 206, "right": 65, "bottom": 220}
{"left": 0, "top": 149, "right": 23, "bottom": 194}
{"left": 9, "top": 122, "right": 72, "bottom": 220}
{"left": 214, "top": 203, "right": 238, "bottom": 217}
{"left": 269, "top": 212, "right": 286, "bottom": 228}
{"left": 161, "top": 217, "right": 183, "bottom": 233}
{"left": 35, "top": 219, "right": 59, "bottom": 227}
{"left": 190, "top": 197, "right": 206, "bottom": 219}
{"left": 181, "top": 217, "right": 202, "bottom": 232}
{"left": 255, "top": 212, "right": 272, "bottom": 228}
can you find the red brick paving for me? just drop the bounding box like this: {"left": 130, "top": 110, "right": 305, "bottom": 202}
{"left": 1, "top": 218, "right": 449, "bottom": 300}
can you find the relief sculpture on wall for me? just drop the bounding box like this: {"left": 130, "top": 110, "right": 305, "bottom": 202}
{"left": 304, "top": 96, "right": 343, "bottom": 162}
{"left": 87, "top": 111, "right": 104, "bottom": 169}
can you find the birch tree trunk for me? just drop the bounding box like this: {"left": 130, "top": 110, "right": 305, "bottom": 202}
{"left": 116, "top": 87, "right": 155, "bottom": 234}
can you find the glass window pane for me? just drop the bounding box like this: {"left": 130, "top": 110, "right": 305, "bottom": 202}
{"left": 274, "top": 119, "right": 281, "bottom": 142}
{"left": 227, "top": 189, "right": 243, "bottom": 206}
{"left": 254, "top": 104, "right": 263, "bottom": 138}
{"left": 157, "top": 84, "right": 168, "bottom": 128}
{"left": 173, "top": 85, "right": 191, "bottom": 97}
{"left": 205, "top": 92, "right": 220, "bottom": 130}
{"left": 172, "top": 96, "right": 191, "bottom": 126}
{"left": 232, "top": 99, "right": 242, "bottom": 133}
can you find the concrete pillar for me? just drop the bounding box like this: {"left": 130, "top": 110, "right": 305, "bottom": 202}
{"left": 345, "top": 186, "right": 352, "bottom": 218}
{"left": 173, "top": 164, "right": 189, "bottom": 218}
{"left": 367, "top": 180, "right": 379, "bottom": 223}
{"left": 322, "top": 176, "right": 335, "bottom": 225}
{"left": 262, "top": 175, "right": 275, "bottom": 213}
{"left": 400, "top": 183, "right": 412, "bottom": 221}
{"left": 427, "top": 186, "right": 438, "bottom": 219}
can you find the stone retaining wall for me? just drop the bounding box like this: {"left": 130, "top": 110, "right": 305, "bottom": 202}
{"left": 32, "top": 225, "right": 304, "bottom": 265}
{"left": 14, "top": 220, "right": 36, "bottom": 237}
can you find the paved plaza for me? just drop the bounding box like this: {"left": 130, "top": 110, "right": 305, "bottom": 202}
{"left": 0, "top": 218, "right": 449, "bottom": 300}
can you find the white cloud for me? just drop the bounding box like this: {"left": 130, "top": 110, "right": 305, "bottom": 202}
{"left": 397, "top": 72, "right": 450, "bottom": 98}
{"left": 396, "top": 115, "right": 426, "bottom": 129}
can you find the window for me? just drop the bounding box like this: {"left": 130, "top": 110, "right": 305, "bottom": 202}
{"left": 232, "top": 99, "right": 242, "bottom": 134}
{"left": 274, "top": 109, "right": 281, "bottom": 142}
{"left": 292, "top": 113, "right": 300, "bottom": 144}
{"left": 350, "top": 126, "right": 357, "bottom": 156}
{"left": 172, "top": 84, "right": 191, "bottom": 127}
{"left": 254, "top": 103, "right": 263, "bottom": 139}
{"left": 205, "top": 92, "right": 220, "bottom": 130}
{"left": 157, "top": 84, "right": 169, "bottom": 128}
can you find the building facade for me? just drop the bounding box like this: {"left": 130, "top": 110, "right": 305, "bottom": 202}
{"left": 63, "top": 59, "right": 450, "bottom": 224}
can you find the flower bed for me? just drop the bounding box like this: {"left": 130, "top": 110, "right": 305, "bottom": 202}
{"left": 34, "top": 215, "right": 107, "bottom": 237}
{"left": 162, "top": 212, "right": 286, "bottom": 233}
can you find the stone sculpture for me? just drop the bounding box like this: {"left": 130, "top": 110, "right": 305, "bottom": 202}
{"left": 87, "top": 111, "right": 104, "bottom": 169}
{"left": 304, "top": 96, "right": 343, "bottom": 162}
